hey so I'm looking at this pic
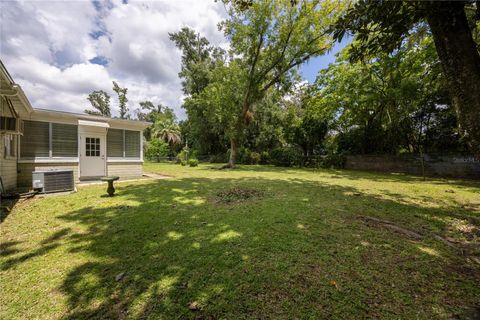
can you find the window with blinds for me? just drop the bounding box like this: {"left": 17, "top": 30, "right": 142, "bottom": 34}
{"left": 125, "top": 130, "right": 140, "bottom": 158}
{"left": 107, "top": 129, "right": 141, "bottom": 158}
{"left": 52, "top": 123, "right": 78, "bottom": 157}
{"left": 107, "top": 129, "right": 124, "bottom": 157}
{"left": 21, "top": 120, "right": 49, "bottom": 158}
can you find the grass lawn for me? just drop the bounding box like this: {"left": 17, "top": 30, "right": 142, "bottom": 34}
{"left": 1, "top": 163, "right": 479, "bottom": 319}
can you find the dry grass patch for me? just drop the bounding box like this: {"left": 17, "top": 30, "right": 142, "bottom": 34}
{"left": 214, "top": 187, "right": 265, "bottom": 204}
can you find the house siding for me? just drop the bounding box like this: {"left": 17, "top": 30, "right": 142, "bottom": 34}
{"left": 1, "top": 97, "right": 18, "bottom": 191}
{"left": 107, "top": 162, "right": 143, "bottom": 180}
{"left": 0, "top": 137, "right": 17, "bottom": 191}
{"left": 17, "top": 162, "right": 144, "bottom": 187}
{"left": 17, "top": 163, "right": 79, "bottom": 187}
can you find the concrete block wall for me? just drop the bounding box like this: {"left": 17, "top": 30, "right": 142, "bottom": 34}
{"left": 345, "top": 154, "right": 480, "bottom": 180}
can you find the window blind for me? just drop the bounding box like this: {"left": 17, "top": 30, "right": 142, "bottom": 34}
{"left": 3, "top": 135, "right": 15, "bottom": 158}
{"left": 125, "top": 130, "right": 140, "bottom": 158}
{"left": 21, "top": 120, "right": 49, "bottom": 158}
{"left": 107, "top": 129, "right": 123, "bottom": 157}
{"left": 52, "top": 123, "right": 78, "bottom": 157}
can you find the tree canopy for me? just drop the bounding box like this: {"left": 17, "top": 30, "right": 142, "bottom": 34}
{"left": 332, "top": 0, "right": 480, "bottom": 157}
{"left": 85, "top": 1, "right": 480, "bottom": 167}
{"left": 113, "top": 81, "right": 129, "bottom": 119}
{"left": 85, "top": 90, "right": 111, "bottom": 117}
{"left": 201, "top": 0, "right": 345, "bottom": 167}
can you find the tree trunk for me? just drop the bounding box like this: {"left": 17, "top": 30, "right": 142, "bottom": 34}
{"left": 225, "top": 100, "right": 250, "bottom": 169}
{"left": 426, "top": 2, "right": 480, "bottom": 158}
{"left": 228, "top": 138, "right": 237, "bottom": 168}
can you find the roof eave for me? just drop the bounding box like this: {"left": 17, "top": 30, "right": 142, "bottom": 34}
{"left": 32, "top": 108, "right": 151, "bottom": 129}
{"left": 15, "top": 85, "right": 34, "bottom": 114}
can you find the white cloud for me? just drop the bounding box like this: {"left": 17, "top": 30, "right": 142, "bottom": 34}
{"left": 0, "top": 0, "right": 228, "bottom": 118}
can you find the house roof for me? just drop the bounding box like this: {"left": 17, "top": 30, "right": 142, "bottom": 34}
{"left": 78, "top": 119, "right": 110, "bottom": 128}
{"left": 0, "top": 60, "right": 151, "bottom": 130}
{"left": 0, "top": 60, "right": 34, "bottom": 116}
{"left": 33, "top": 108, "right": 151, "bottom": 130}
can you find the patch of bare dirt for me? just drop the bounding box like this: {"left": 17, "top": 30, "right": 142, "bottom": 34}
{"left": 214, "top": 187, "right": 264, "bottom": 204}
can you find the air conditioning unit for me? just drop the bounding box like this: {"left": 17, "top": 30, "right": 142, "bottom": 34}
{"left": 32, "top": 170, "right": 75, "bottom": 193}
{"left": 0, "top": 117, "right": 23, "bottom": 135}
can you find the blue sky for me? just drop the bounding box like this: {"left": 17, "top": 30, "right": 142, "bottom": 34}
{"left": 299, "top": 38, "right": 350, "bottom": 83}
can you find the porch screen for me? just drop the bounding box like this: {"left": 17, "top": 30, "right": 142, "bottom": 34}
{"left": 107, "top": 129, "right": 140, "bottom": 158}
{"left": 52, "top": 123, "right": 77, "bottom": 157}
{"left": 125, "top": 130, "right": 140, "bottom": 158}
{"left": 21, "top": 120, "right": 49, "bottom": 158}
{"left": 107, "top": 129, "right": 123, "bottom": 157}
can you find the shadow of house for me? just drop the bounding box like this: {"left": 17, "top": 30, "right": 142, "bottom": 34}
{"left": 0, "top": 197, "right": 18, "bottom": 223}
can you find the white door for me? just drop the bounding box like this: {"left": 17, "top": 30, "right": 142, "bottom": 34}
{"left": 80, "top": 135, "right": 106, "bottom": 177}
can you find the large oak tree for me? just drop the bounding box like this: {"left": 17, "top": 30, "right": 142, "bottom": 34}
{"left": 333, "top": 0, "right": 480, "bottom": 157}
{"left": 220, "top": 0, "right": 344, "bottom": 167}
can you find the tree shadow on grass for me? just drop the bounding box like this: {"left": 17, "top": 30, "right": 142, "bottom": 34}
{"left": 1, "top": 227, "right": 70, "bottom": 272}
{"left": 1, "top": 243, "right": 60, "bottom": 271}
{"left": 0, "top": 240, "right": 22, "bottom": 257}
{"left": 29, "top": 176, "right": 479, "bottom": 318}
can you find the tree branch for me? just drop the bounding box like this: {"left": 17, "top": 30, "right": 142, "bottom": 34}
{"left": 241, "top": 23, "right": 267, "bottom": 119}
{"left": 254, "top": 17, "right": 296, "bottom": 87}
{"left": 259, "top": 47, "right": 324, "bottom": 94}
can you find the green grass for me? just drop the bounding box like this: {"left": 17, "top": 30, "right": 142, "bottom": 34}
{"left": 1, "top": 163, "right": 479, "bottom": 319}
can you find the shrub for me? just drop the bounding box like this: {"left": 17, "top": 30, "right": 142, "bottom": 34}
{"left": 145, "top": 139, "right": 169, "bottom": 162}
{"left": 260, "top": 151, "right": 270, "bottom": 164}
{"left": 270, "top": 146, "right": 303, "bottom": 167}
{"left": 303, "top": 156, "right": 322, "bottom": 168}
{"left": 188, "top": 159, "right": 199, "bottom": 167}
{"left": 180, "top": 160, "right": 187, "bottom": 166}
{"left": 209, "top": 153, "right": 228, "bottom": 163}
{"left": 177, "top": 150, "right": 187, "bottom": 162}
{"left": 177, "top": 146, "right": 191, "bottom": 163}
{"left": 237, "top": 149, "right": 259, "bottom": 165}
{"left": 249, "top": 152, "right": 261, "bottom": 165}
{"left": 321, "top": 152, "right": 346, "bottom": 169}
{"left": 227, "top": 148, "right": 249, "bottom": 164}
{"left": 238, "top": 148, "right": 250, "bottom": 164}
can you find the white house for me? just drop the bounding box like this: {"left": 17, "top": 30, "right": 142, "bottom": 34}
{"left": 0, "top": 61, "right": 150, "bottom": 191}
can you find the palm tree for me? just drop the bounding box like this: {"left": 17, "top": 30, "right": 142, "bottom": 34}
{"left": 152, "top": 120, "right": 182, "bottom": 145}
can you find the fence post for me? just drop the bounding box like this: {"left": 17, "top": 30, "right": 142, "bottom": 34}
{"left": 419, "top": 150, "right": 426, "bottom": 181}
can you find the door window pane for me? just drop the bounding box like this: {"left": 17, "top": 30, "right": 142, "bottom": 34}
{"left": 86, "top": 137, "right": 100, "bottom": 157}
